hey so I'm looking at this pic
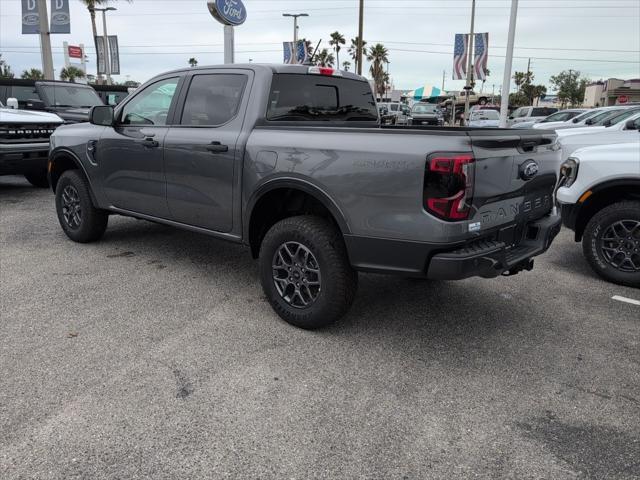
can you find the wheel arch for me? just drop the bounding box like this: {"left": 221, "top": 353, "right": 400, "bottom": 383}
{"left": 574, "top": 179, "right": 640, "bottom": 241}
{"left": 244, "top": 178, "right": 351, "bottom": 258}
{"left": 48, "top": 148, "right": 98, "bottom": 206}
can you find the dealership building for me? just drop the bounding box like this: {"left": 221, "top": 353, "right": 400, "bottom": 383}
{"left": 584, "top": 78, "right": 640, "bottom": 107}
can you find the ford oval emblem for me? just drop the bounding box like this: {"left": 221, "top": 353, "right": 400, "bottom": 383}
{"left": 207, "top": 0, "right": 247, "bottom": 26}
{"left": 519, "top": 159, "right": 539, "bottom": 181}
{"left": 23, "top": 13, "right": 39, "bottom": 25}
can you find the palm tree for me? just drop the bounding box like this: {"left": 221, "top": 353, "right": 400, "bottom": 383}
{"left": 188, "top": 57, "right": 198, "bottom": 68}
{"left": 21, "top": 68, "right": 44, "bottom": 80}
{"left": 367, "top": 44, "right": 389, "bottom": 97}
{"left": 342, "top": 61, "right": 351, "bottom": 72}
{"left": 79, "top": 0, "right": 132, "bottom": 80}
{"left": 348, "top": 37, "right": 366, "bottom": 72}
{"left": 315, "top": 49, "right": 335, "bottom": 68}
{"left": 329, "top": 31, "right": 346, "bottom": 69}
{"left": 60, "top": 66, "right": 86, "bottom": 83}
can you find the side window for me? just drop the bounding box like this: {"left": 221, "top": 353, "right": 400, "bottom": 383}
{"left": 11, "top": 85, "right": 41, "bottom": 107}
{"left": 180, "top": 74, "right": 247, "bottom": 126}
{"left": 120, "top": 77, "right": 179, "bottom": 126}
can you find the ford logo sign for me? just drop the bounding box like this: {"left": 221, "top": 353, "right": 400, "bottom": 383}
{"left": 51, "top": 12, "right": 70, "bottom": 25}
{"left": 519, "top": 159, "right": 539, "bottom": 181}
{"left": 23, "top": 13, "right": 39, "bottom": 25}
{"left": 207, "top": 0, "right": 247, "bottom": 26}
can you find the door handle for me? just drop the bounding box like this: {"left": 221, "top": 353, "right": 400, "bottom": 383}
{"left": 206, "top": 141, "right": 229, "bottom": 153}
{"left": 141, "top": 137, "right": 159, "bottom": 148}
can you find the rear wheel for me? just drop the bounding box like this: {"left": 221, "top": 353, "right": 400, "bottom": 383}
{"left": 24, "top": 170, "right": 49, "bottom": 188}
{"left": 55, "top": 170, "right": 108, "bottom": 243}
{"left": 478, "top": 97, "right": 488, "bottom": 105}
{"left": 259, "top": 216, "right": 358, "bottom": 329}
{"left": 582, "top": 201, "right": 640, "bottom": 287}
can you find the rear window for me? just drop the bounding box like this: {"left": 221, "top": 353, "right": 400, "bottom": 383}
{"left": 267, "top": 74, "right": 377, "bottom": 122}
{"left": 531, "top": 107, "right": 558, "bottom": 117}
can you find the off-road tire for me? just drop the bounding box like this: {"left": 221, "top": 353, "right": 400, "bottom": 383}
{"left": 259, "top": 216, "right": 358, "bottom": 329}
{"left": 582, "top": 201, "right": 640, "bottom": 288}
{"left": 55, "top": 170, "right": 108, "bottom": 243}
{"left": 24, "top": 170, "right": 49, "bottom": 188}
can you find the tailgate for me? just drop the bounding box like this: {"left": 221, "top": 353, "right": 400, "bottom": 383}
{"left": 469, "top": 130, "right": 559, "bottom": 233}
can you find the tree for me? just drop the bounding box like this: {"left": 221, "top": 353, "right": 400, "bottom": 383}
{"left": 0, "top": 54, "right": 14, "bottom": 79}
{"left": 342, "top": 61, "right": 351, "bottom": 72}
{"left": 21, "top": 68, "right": 44, "bottom": 80}
{"left": 329, "top": 31, "right": 346, "bottom": 69}
{"left": 550, "top": 70, "right": 588, "bottom": 108}
{"left": 60, "top": 66, "right": 86, "bottom": 83}
{"left": 315, "top": 49, "right": 335, "bottom": 68}
{"left": 79, "top": 0, "right": 132, "bottom": 80}
{"left": 367, "top": 43, "right": 389, "bottom": 98}
{"left": 188, "top": 57, "right": 198, "bottom": 68}
{"left": 348, "top": 37, "right": 366, "bottom": 73}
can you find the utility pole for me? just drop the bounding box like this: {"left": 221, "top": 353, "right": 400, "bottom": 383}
{"left": 283, "top": 13, "right": 308, "bottom": 45}
{"left": 357, "top": 0, "right": 364, "bottom": 75}
{"left": 463, "top": 0, "right": 476, "bottom": 125}
{"left": 442, "top": 70, "right": 445, "bottom": 92}
{"left": 37, "top": 0, "right": 54, "bottom": 80}
{"left": 499, "top": 0, "right": 519, "bottom": 128}
{"left": 526, "top": 57, "right": 532, "bottom": 104}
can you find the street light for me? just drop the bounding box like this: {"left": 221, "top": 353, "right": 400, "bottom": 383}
{"left": 90, "top": 6, "right": 117, "bottom": 85}
{"left": 282, "top": 13, "right": 309, "bottom": 44}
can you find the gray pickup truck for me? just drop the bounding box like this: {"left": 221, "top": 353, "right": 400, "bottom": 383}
{"left": 48, "top": 64, "right": 561, "bottom": 329}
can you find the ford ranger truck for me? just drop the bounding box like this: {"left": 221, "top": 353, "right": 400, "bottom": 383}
{"left": 48, "top": 64, "right": 562, "bottom": 329}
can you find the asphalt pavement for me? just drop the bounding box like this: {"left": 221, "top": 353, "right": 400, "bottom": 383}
{"left": 1, "top": 175, "right": 639, "bottom": 480}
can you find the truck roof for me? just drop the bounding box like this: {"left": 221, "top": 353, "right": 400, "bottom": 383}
{"left": 159, "top": 63, "right": 369, "bottom": 82}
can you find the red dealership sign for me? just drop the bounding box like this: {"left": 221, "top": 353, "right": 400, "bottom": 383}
{"left": 68, "top": 45, "right": 83, "bottom": 59}
{"left": 618, "top": 95, "right": 629, "bottom": 104}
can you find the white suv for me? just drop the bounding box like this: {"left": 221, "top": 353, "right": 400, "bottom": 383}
{"left": 556, "top": 141, "right": 640, "bottom": 287}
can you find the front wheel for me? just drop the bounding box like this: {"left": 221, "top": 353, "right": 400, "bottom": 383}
{"left": 55, "top": 170, "right": 109, "bottom": 243}
{"left": 24, "top": 170, "right": 49, "bottom": 188}
{"left": 259, "top": 216, "right": 358, "bottom": 329}
{"left": 582, "top": 201, "right": 640, "bottom": 287}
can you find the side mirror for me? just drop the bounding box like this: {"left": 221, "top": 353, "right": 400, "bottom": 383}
{"left": 6, "top": 97, "right": 19, "bottom": 109}
{"left": 90, "top": 105, "right": 114, "bottom": 126}
{"left": 625, "top": 118, "right": 640, "bottom": 131}
{"left": 585, "top": 118, "right": 595, "bottom": 125}
{"left": 508, "top": 116, "right": 514, "bottom": 120}
{"left": 24, "top": 99, "right": 46, "bottom": 111}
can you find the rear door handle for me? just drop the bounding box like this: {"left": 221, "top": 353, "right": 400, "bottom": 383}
{"left": 206, "top": 141, "right": 228, "bottom": 153}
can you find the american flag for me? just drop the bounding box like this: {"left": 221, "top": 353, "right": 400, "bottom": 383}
{"left": 453, "top": 34, "right": 469, "bottom": 80}
{"left": 283, "top": 41, "right": 309, "bottom": 65}
{"left": 474, "top": 33, "right": 489, "bottom": 81}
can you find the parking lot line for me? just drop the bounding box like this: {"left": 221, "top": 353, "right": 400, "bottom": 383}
{"left": 612, "top": 295, "right": 640, "bottom": 306}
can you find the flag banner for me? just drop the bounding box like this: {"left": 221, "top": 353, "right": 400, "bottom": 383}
{"left": 108, "top": 35, "right": 120, "bottom": 74}
{"left": 453, "top": 33, "right": 469, "bottom": 80}
{"left": 21, "top": 0, "right": 39, "bottom": 34}
{"left": 95, "top": 36, "right": 106, "bottom": 75}
{"left": 474, "top": 33, "right": 489, "bottom": 81}
{"left": 283, "top": 41, "right": 309, "bottom": 65}
{"left": 50, "top": 0, "right": 70, "bottom": 34}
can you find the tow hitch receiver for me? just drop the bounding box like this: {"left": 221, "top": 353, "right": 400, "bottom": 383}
{"left": 503, "top": 259, "right": 535, "bottom": 276}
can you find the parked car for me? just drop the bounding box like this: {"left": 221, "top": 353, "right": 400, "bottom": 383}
{"left": 512, "top": 108, "right": 586, "bottom": 129}
{"left": 0, "top": 104, "right": 63, "bottom": 186}
{"left": 0, "top": 79, "right": 104, "bottom": 123}
{"left": 508, "top": 106, "right": 559, "bottom": 127}
{"left": 49, "top": 64, "right": 561, "bottom": 329}
{"left": 409, "top": 103, "right": 444, "bottom": 126}
{"left": 556, "top": 113, "right": 640, "bottom": 166}
{"left": 377, "top": 105, "right": 395, "bottom": 125}
{"left": 468, "top": 109, "right": 500, "bottom": 128}
{"left": 378, "top": 102, "right": 411, "bottom": 125}
{"left": 92, "top": 84, "right": 131, "bottom": 106}
{"left": 556, "top": 142, "right": 640, "bottom": 287}
{"left": 532, "top": 106, "right": 627, "bottom": 130}
{"left": 441, "top": 90, "right": 490, "bottom": 108}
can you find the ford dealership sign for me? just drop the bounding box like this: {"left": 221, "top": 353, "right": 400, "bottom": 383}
{"left": 207, "top": 0, "right": 247, "bottom": 26}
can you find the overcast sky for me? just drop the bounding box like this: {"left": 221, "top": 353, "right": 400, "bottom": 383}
{"left": 1, "top": 0, "right": 639, "bottom": 93}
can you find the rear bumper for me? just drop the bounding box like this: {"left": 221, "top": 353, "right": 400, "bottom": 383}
{"left": 345, "top": 214, "right": 561, "bottom": 280}
{"left": 426, "top": 214, "right": 561, "bottom": 280}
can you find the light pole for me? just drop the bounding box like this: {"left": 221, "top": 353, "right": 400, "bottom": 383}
{"left": 463, "top": 0, "right": 476, "bottom": 125}
{"left": 499, "top": 0, "right": 519, "bottom": 128}
{"left": 282, "top": 13, "right": 308, "bottom": 44}
{"left": 91, "top": 6, "right": 117, "bottom": 85}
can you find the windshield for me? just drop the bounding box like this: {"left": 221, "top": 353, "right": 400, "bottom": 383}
{"left": 572, "top": 109, "right": 603, "bottom": 123}
{"left": 588, "top": 109, "right": 625, "bottom": 125}
{"left": 471, "top": 110, "right": 499, "bottom": 120}
{"left": 600, "top": 108, "right": 640, "bottom": 126}
{"left": 541, "top": 110, "right": 583, "bottom": 123}
{"left": 412, "top": 104, "right": 438, "bottom": 114}
{"left": 40, "top": 84, "right": 104, "bottom": 108}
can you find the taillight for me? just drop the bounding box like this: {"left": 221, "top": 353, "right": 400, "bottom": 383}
{"left": 423, "top": 153, "right": 475, "bottom": 221}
